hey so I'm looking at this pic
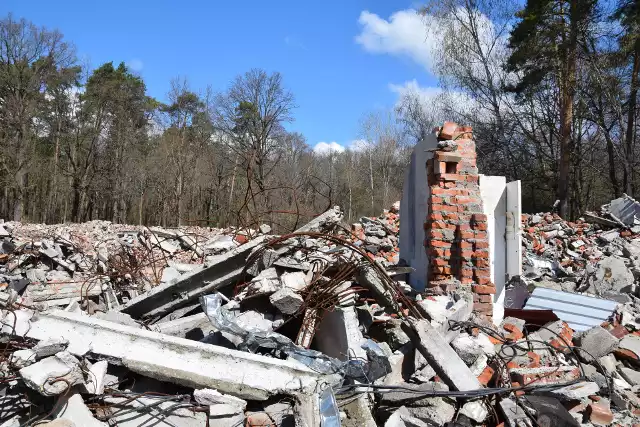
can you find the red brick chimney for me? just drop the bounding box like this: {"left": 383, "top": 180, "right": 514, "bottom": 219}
{"left": 424, "top": 122, "right": 495, "bottom": 319}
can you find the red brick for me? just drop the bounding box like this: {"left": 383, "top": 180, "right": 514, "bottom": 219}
{"left": 460, "top": 231, "right": 474, "bottom": 239}
{"left": 473, "top": 302, "right": 493, "bottom": 313}
{"left": 428, "top": 248, "right": 451, "bottom": 257}
{"left": 234, "top": 234, "right": 248, "bottom": 244}
{"left": 477, "top": 365, "right": 495, "bottom": 386}
{"left": 474, "top": 294, "right": 492, "bottom": 303}
{"left": 461, "top": 268, "right": 474, "bottom": 278}
{"left": 428, "top": 213, "right": 443, "bottom": 221}
{"left": 460, "top": 241, "right": 473, "bottom": 249}
{"left": 472, "top": 250, "right": 489, "bottom": 258}
{"left": 431, "top": 241, "right": 452, "bottom": 248}
{"left": 428, "top": 230, "right": 444, "bottom": 239}
{"left": 471, "top": 213, "right": 487, "bottom": 222}
{"left": 474, "top": 258, "right": 490, "bottom": 268}
{"left": 587, "top": 402, "right": 613, "bottom": 426}
{"left": 473, "top": 222, "right": 488, "bottom": 231}
{"left": 431, "top": 196, "right": 443, "bottom": 204}
{"left": 433, "top": 258, "right": 450, "bottom": 266}
{"left": 438, "top": 121, "right": 457, "bottom": 140}
{"left": 476, "top": 277, "right": 493, "bottom": 285}
{"left": 472, "top": 285, "right": 496, "bottom": 294}
{"left": 474, "top": 241, "right": 489, "bottom": 249}
{"left": 431, "top": 188, "right": 457, "bottom": 196}
{"left": 442, "top": 212, "right": 459, "bottom": 221}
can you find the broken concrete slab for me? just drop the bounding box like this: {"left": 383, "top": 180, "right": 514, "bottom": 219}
{"left": 594, "top": 256, "right": 635, "bottom": 294}
{"left": 19, "top": 351, "right": 83, "bottom": 395}
{"left": 33, "top": 337, "right": 69, "bottom": 358}
{"left": 26, "top": 310, "right": 339, "bottom": 400}
{"left": 576, "top": 326, "right": 619, "bottom": 361}
{"left": 549, "top": 381, "right": 600, "bottom": 400}
{"left": 193, "top": 388, "right": 247, "bottom": 410}
{"left": 52, "top": 393, "right": 107, "bottom": 427}
{"left": 384, "top": 406, "right": 431, "bottom": 427}
{"left": 152, "top": 312, "right": 211, "bottom": 337}
{"left": 121, "top": 236, "right": 268, "bottom": 320}
{"left": 315, "top": 306, "right": 367, "bottom": 361}
{"left": 81, "top": 360, "right": 108, "bottom": 395}
{"left": 499, "top": 398, "right": 530, "bottom": 427}
{"left": 24, "top": 280, "right": 102, "bottom": 302}
{"left": 402, "top": 318, "right": 482, "bottom": 391}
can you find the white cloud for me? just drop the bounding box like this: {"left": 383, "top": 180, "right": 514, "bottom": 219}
{"left": 389, "top": 79, "right": 443, "bottom": 104}
{"left": 355, "top": 10, "right": 437, "bottom": 71}
{"left": 313, "top": 141, "right": 345, "bottom": 154}
{"left": 349, "top": 139, "right": 369, "bottom": 151}
{"left": 127, "top": 58, "right": 144, "bottom": 72}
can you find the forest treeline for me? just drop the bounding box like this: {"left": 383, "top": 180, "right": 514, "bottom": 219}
{"left": 0, "top": 0, "right": 638, "bottom": 228}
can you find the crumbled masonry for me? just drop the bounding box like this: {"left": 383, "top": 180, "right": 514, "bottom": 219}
{"left": 3, "top": 123, "right": 640, "bottom": 426}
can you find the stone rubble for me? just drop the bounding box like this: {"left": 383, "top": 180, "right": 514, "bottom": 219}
{"left": 2, "top": 127, "right": 640, "bottom": 426}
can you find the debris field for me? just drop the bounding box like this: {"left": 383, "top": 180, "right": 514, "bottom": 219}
{"left": 3, "top": 153, "right": 640, "bottom": 425}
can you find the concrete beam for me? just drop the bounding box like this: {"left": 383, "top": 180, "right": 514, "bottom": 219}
{"left": 26, "top": 310, "right": 338, "bottom": 401}
{"left": 121, "top": 236, "right": 268, "bottom": 320}
{"left": 402, "top": 318, "right": 482, "bottom": 392}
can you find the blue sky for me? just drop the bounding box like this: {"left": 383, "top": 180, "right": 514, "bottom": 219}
{"left": 1, "top": 1, "right": 439, "bottom": 151}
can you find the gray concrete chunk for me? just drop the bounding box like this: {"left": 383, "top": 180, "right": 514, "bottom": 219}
{"left": 269, "top": 288, "right": 304, "bottom": 315}
{"left": 402, "top": 319, "right": 482, "bottom": 391}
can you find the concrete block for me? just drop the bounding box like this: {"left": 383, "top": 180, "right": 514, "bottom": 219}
{"left": 160, "top": 266, "right": 181, "bottom": 283}
{"left": 315, "top": 307, "right": 367, "bottom": 361}
{"left": 460, "top": 401, "right": 488, "bottom": 423}
{"left": 153, "top": 312, "right": 211, "bottom": 338}
{"left": 19, "top": 351, "right": 83, "bottom": 395}
{"left": 403, "top": 319, "right": 482, "bottom": 391}
{"left": 33, "top": 337, "right": 69, "bottom": 358}
{"left": 270, "top": 288, "right": 304, "bottom": 314}
{"left": 1, "top": 309, "right": 32, "bottom": 336}
{"left": 27, "top": 310, "right": 338, "bottom": 400}
{"left": 339, "top": 396, "right": 376, "bottom": 427}
{"left": 499, "top": 398, "right": 529, "bottom": 427}
{"left": 94, "top": 311, "right": 140, "bottom": 328}
{"left": 576, "top": 326, "right": 619, "bottom": 361}
{"left": 618, "top": 367, "right": 640, "bottom": 386}
{"left": 384, "top": 406, "right": 430, "bottom": 427}
{"left": 406, "top": 398, "right": 455, "bottom": 425}
{"left": 193, "top": 388, "right": 247, "bottom": 410}
{"left": 550, "top": 381, "right": 600, "bottom": 400}
{"left": 10, "top": 349, "right": 36, "bottom": 368}
{"left": 52, "top": 393, "right": 106, "bottom": 427}
{"left": 362, "top": 339, "right": 393, "bottom": 381}
{"left": 81, "top": 360, "right": 108, "bottom": 394}
{"left": 451, "top": 334, "right": 483, "bottom": 366}
{"left": 281, "top": 271, "right": 308, "bottom": 291}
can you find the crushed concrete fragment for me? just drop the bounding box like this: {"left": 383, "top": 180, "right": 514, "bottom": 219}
{"left": 576, "top": 326, "right": 619, "bottom": 361}
{"left": 52, "top": 393, "right": 107, "bottom": 427}
{"left": 269, "top": 287, "right": 304, "bottom": 314}
{"left": 19, "top": 351, "right": 83, "bottom": 395}
{"left": 403, "top": 318, "right": 482, "bottom": 391}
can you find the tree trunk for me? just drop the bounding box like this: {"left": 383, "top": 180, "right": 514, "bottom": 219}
{"left": 625, "top": 46, "right": 639, "bottom": 195}
{"left": 558, "top": 3, "right": 578, "bottom": 219}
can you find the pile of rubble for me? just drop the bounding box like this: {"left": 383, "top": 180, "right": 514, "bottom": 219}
{"left": 520, "top": 198, "right": 640, "bottom": 302}
{"left": 1, "top": 204, "right": 639, "bottom": 427}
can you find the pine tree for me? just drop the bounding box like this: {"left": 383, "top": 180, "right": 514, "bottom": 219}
{"left": 506, "top": 0, "right": 597, "bottom": 218}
